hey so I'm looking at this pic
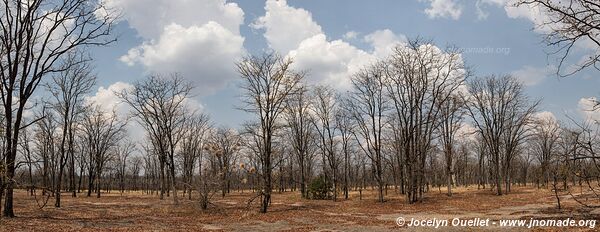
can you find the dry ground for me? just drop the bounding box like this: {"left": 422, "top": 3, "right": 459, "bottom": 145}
{"left": 0, "top": 185, "right": 598, "bottom": 231}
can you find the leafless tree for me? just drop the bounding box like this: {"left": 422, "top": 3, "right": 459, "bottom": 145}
{"left": 129, "top": 156, "right": 143, "bottom": 192}
{"left": 46, "top": 52, "right": 96, "bottom": 206}
{"left": 335, "top": 97, "right": 355, "bottom": 200}
{"left": 32, "top": 106, "right": 58, "bottom": 196}
{"left": 195, "top": 166, "right": 221, "bottom": 210}
{"left": 437, "top": 95, "right": 466, "bottom": 196}
{"left": 559, "top": 120, "right": 600, "bottom": 208}
{"left": 311, "top": 85, "right": 340, "bottom": 201}
{"left": 237, "top": 53, "right": 303, "bottom": 213}
{"left": 530, "top": 114, "right": 560, "bottom": 187}
{"left": 179, "top": 112, "right": 210, "bottom": 199}
{"left": 117, "top": 74, "right": 192, "bottom": 204}
{"left": 515, "top": 0, "right": 600, "bottom": 76}
{"left": 0, "top": 0, "right": 116, "bottom": 217}
{"left": 467, "top": 75, "right": 538, "bottom": 195}
{"left": 500, "top": 96, "right": 538, "bottom": 193}
{"left": 116, "top": 141, "right": 136, "bottom": 194}
{"left": 79, "top": 105, "right": 127, "bottom": 198}
{"left": 17, "top": 123, "right": 35, "bottom": 196}
{"left": 348, "top": 62, "right": 388, "bottom": 203}
{"left": 384, "top": 40, "right": 467, "bottom": 203}
{"left": 205, "top": 127, "right": 241, "bottom": 198}
{"left": 284, "top": 86, "right": 314, "bottom": 198}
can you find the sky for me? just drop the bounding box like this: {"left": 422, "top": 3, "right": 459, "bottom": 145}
{"left": 85, "top": 0, "right": 600, "bottom": 129}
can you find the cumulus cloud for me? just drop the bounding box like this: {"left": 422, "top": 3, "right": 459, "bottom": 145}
{"left": 255, "top": 0, "right": 407, "bottom": 90}
{"left": 121, "top": 22, "right": 244, "bottom": 94}
{"left": 421, "top": 0, "right": 463, "bottom": 20}
{"left": 287, "top": 30, "right": 409, "bottom": 90}
{"left": 502, "top": 1, "right": 558, "bottom": 33}
{"left": 473, "top": 0, "right": 552, "bottom": 30}
{"left": 364, "top": 29, "right": 407, "bottom": 57}
{"left": 252, "top": 0, "right": 322, "bottom": 55}
{"left": 288, "top": 34, "right": 375, "bottom": 90}
{"left": 85, "top": 82, "right": 133, "bottom": 118}
{"left": 105, "top": 0, "right": 245, "bottom": 95}
{"left": 343, "top": 31, "right": 359, "bottom": 40}
{"left": 578, "top": 97, "right": 600, "bottom": 122}
{"left": 511, "top": 65, "right": 555, "bottom": 86}
{"left": 532, "top": 111, "right": 559, "bottom": 129}
{"left": 479, "top": 0, "right": 577, "bottom": 34}
{"left": 102, "top": 0, "right": 243, "bottom": 38}
{"left": 533, "top": 111, "right": 557, "bottom": 122}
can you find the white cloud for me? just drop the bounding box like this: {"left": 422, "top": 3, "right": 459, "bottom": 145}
{"left": 105, "top": 0, "right": 245, "bottom": 95}
{"left": 528, "top": 111, "right": 561, "bottom": 137}
{"left": 480, "top": 0, "right": 575, "bottom": 34}
{"left": 180, "top": 95, "right": 205, "bottom": 113}
{"left": 252, "top": 0, "right": 322, "bottom": 55}
{"left": 474, "top": 0, "right": 552, "bottom": 29}
{"left": 422, "top": 0, "right": 463, "bottom": 20}
{"left": 502, "top": 0, "right": 557, "bottom": 33}
{"left": 578, "top": 97, "right": 600, "bottom": 122}
{"left": 286, "top": 30, "right": 408, "bottom": 90}
{"left": 121, "top": 22, "right": 244, "bottom": 94}
{"left": 475, "top": 0, "right": 511, "bottom": 22}
{"left": 343, "top": 31, "right": 359, "bottom": 40}
{"left": 102, "top": 0, "right": 243, "bottom": 38}
{"left": 511, "top": 65, "right": 555, "bottom": 86}
{"left": 533, "top": 111, "right": 559, "bottom": 129}
{"left": 255, "top": 0, "right": 407, "bottom": 90}
{"left": 533, "top": 111, "right": 557, "bottom": 122}
{"left": 85, "top": 82, "right": 133, "bottom": 118}
{"left": 481, "top": 0, "right": 507, "bottom": 5}
{"left": 475, "top": 1, "right": 492, "bottom": 20}
{"left": 288, "top": 34, "right": 375, "bottom": 90}
{"left": 364, "top": 29, "right": 407, "bottom": 57}
{"left": 87, "top": 81, "right": 205, "bottom": 117}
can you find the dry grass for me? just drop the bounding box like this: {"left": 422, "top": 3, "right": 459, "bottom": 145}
{"left": 0, "top": 185, "right": 597, "bottom": 231}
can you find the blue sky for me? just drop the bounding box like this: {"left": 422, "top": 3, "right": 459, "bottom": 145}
{"left": 87, "top": 0, "right": 599, "bottom": 128}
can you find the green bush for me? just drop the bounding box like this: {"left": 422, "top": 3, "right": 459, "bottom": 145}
{"left": 307, "top": 175, "right": 332, "bottom": 200}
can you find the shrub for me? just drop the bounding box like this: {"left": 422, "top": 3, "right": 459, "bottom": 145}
{"left": 307, "top": 175, "right": 332, "bottom": 200}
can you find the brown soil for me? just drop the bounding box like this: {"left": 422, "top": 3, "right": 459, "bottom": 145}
{"left": 0, "top": 185, "right": 597, "bottom": 231}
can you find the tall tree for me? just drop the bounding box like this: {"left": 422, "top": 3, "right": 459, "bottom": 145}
{"left": 117, "top": 74, "right": 192, "bottom": 204}
{"left": 284, "top": 86, "right": 313, "bottom": 198}
{"left": 335, "top": 98, "right": 355, "bottom": 200}
{"left": 0, "top": 0, "right": 116, "bottom": 217}
{"left": 384, "top": 40, "right": 467, "bottom": 203}
{"left": 32, "top": 106, "right": 57, "bottom": 197}
{"left": 46, "top": 52, "right": 96, "bottom": 206}
{"left": 349, "top": 62, "right": 388, "bottom": 203}
{"left": 531, "top": 113, "right": 560, "bottom": 187}
{"left": 206, "top": 127, "right": 241, "bottom": 198}
{"left": 501, "top": 96, "right": 538, "bottom": 192}
{"left": 467, "top": 75, "right": 537, "bottom": 195}
{"left": 312, "top": 86, "right": 340, "bottom": 201}
{"left": 438, "top": 95, "right": 466, "bottom": 196}
{"left": 179, "top": 112, "right": 210, "bottom": 199}
{"left": 116, "top": 141, "right": 136, "bottom": 194}
{"left": 237, "top": 53, "right": 303, "bottom": 213}
{"left": 79, "top": 106, "right": 127, "bottom": 198}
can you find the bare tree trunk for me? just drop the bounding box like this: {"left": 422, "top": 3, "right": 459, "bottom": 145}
{"left": 160, "top": 160, "right": 166, "bottom": 200}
